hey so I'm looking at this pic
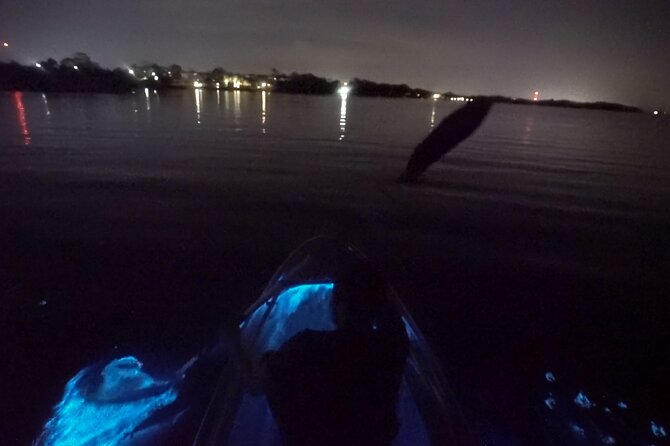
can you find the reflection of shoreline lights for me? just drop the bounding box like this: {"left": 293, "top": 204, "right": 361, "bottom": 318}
{"left": 195, "top": 88, "right": 202, "bottom": 124}
{"left": 42, "top": 93, "right": 51, "bottom": 116}
{"left": 144, "top": 87, "right": 151, "bottom": 111}
{"left": 193, "top": 81, "right": 203, "bottom": 88}
{"left": 13, "top": 91, "right": 31, "bottom": 146}
{"left": 430, "top": 102, "right": 436, "bottom": 128}
{"left": 261, "top": 90, "right": 267, "bottom": 134}
{"left": 233, "top": 90, "right": 241, "bottom": 122}
{"left": 339, "top": 88, "right": 348, "bottom": 141}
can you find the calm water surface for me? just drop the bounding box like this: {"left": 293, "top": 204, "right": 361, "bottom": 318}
{"left": 1, "top": 90, "right": 669, "bottom": 445}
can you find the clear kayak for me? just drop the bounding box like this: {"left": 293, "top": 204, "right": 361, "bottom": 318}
{"left": 36, "top": 237, "right": 474, "bottom": 446}
{"left": 192, "top": 236, "right": 474, "bottom": 445}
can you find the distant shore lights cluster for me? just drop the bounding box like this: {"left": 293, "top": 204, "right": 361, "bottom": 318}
{"left": 533, "top": 90, "right": 540, "bottom": 101}
{"left": 450, "top": 96, "right": 473, "bottom": 102}
{"left": 338, "top": 82, "right": 351, "bottom": 96}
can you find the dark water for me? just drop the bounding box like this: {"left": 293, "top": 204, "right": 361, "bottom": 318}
{"left": 1, "top": 89, "right": 668, "bottom": 445}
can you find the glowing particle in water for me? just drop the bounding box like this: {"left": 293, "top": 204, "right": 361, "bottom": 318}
{"left": 38, "top": 300, "right": 48, "bottom": 307}
{"left": 570, "top": 423, "right": 586, "bottom": 438}
{"left": 604, "top": 407, "right": 612, "bottom": 414}
{"left": 545, "top": 371, "right": 556, "bottom": 382}
{"left": 544, "top": 395, "right": 557, "bottom": 410}
{"left": 601, "top": 435, "right": 616, "bottom": 444}
{"left": 617, "top": 401, "right": 628, "bottom": 410}
{"left": 575, "top": 391, "right": 595, "bottom": 409}
{"left": 651, "top": 421, "right": 667, "bottom": 438}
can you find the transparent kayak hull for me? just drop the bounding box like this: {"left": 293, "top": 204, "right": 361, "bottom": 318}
{"left": 193, "top": 237, "right": 473, "bottom": 445}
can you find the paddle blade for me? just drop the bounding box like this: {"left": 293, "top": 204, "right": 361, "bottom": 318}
{"left": 398, "top": 99, "right": 492, "bottom": 183}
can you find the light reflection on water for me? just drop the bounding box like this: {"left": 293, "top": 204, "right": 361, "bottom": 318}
{"left": 233, "top": 90, "right": 241, "bottom": 125}
{"left": 261, "top": 91, "right": 267, "bottom": 134}
{"left": 339, "top": 90, "right": 348, "bottom": 141}
{"left": 521, "top": 113, "right": 535, "bottom": 144}
{"left": 13, "top": 91, "right": 31, "bottom": 146}
{"left": 144, "top": 88, "right": 151, "bottom": 111}
{"left": 194, "top": 88, "right": 202, "bottom": 125}
{"left": 41, "top": 93, "right": 51, "bottom": 117}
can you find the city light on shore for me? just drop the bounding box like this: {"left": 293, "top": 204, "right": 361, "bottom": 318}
{"left": 2, "top": 42, "right": 8, "bottom": 47}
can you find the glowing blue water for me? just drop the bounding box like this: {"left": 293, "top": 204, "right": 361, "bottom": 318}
{"left": 241, "top": 282, "right": 335, "bottom": 361}
{"left": 36, "top": 357, "right": 180, "bottom": 446}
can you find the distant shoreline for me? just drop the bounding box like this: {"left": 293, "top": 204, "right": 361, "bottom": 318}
{"left": 0, "top": 58, "right": 643, "bottom": 113}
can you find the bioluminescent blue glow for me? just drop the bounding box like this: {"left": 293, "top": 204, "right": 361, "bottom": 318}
{"left": 545, "top": 371, "right": 556, "bottom": 382}
{"left": 604, "top": 407, "right": 612, "bottom": 414}
{"left": 617, "top": 400, "right": 628, "bottom": 410}
{"left": 241, "top": 283, "right": 335, "bottom": 361}
{"left": 651, "top": 421, "right": 667, "bottom": 438}
{"left": 544, "top": 395, "right": 557, "bottom": 410}
{"left": 36, "top": 356, "right": 180, "bottom": 446}
{"left": 574, "top": 391, "right": 595, "bottom": 409}
{"left": 601, "top": 435, "right": 616, "bottom": 444}
{"left": 569, "top": 423, "right": 586, "bottom": 438}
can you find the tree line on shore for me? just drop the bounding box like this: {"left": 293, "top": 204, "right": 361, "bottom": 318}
{"left": 0, "top": 53, "right": 641, "bottom": 112}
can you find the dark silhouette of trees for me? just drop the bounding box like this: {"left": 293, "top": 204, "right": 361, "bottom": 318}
{"left": 0, "top": 54, "right": 137, "bottom": 93}
{"left": 350, "top": 78, "right": 430, "bottom": 98}
{"left": 274, "top": 72, "right": 338, "bottom": 95}
{"left": 209, "top": 67, "right": 225, "bottom": 83}
{"left": 38, "top": 58, "right": 59, "bottom": 72}
{"left": 0, "top": 52, "right": 646, "bottom": 111}
{"left": 169, "top": 64, "right": 183, "bottom": 80}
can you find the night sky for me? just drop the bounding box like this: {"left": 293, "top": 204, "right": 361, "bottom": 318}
{"left": 1, "top": 0, "right": 668, "bottom": 108}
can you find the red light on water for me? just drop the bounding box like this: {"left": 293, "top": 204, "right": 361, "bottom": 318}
{"left": 13, "top": 91, "right": 31, "bottom": 146}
